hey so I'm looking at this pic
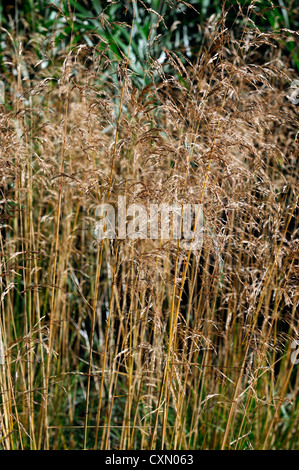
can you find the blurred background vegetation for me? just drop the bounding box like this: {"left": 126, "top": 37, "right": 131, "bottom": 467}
{"left": 0, "top": 0, "right": 298, "bottom": 87}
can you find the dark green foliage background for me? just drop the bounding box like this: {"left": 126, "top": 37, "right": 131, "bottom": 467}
{"left": 0, "top": 0, "right": 298, "bottom": 79}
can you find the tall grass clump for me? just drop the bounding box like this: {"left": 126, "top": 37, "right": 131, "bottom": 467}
{"left": 0, "top": 0, "right": 298, "bottom": 450}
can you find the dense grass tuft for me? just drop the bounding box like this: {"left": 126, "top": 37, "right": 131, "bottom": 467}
{"left": 0, "top": 1, "right": 298, "bottom": 450}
